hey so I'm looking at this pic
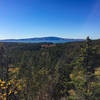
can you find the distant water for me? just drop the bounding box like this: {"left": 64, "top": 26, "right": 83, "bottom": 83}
{"left": 5, "top": 40, "right": 82, "bottom": 43}
{"left": 0, "top": 37, "right": 84, "bottom": 43}
{"left": 23, "top": 40, "right": 70, "bottom": 43}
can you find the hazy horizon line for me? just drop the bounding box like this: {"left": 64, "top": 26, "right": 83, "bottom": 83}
{"left": 0, "top": 36, "right": 98, "bottom": 40}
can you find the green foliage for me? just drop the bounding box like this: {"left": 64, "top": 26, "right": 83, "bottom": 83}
{"left": 70, "top": 37, "right": 100, "bottom": 100}
{"left": 0, "top": 38, "right": 100, "bottom": 100}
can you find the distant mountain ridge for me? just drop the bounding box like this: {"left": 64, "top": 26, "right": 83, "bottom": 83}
{"left": 0, "top": 37, "right": 84, "bottom": 43}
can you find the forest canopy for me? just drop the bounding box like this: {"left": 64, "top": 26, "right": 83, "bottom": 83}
{"left": 0, "top": 38, "right": 100, "bottom": 100}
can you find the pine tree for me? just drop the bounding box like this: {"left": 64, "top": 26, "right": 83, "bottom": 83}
{"left": 0, "top": 43, "right": 9, "bottom": 100}
{"left": 70, "top": 37, "right": 97, "bottom": 100}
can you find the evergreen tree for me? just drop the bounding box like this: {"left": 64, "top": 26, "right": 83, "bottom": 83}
{"left": 70, "top": 37, "right": 97, "bottom": 100}
{"left": 0, "top": 43, "right": 8, "bottom": 80}
{"left": 0, "top": 43, "right": 9, "bottom": 100}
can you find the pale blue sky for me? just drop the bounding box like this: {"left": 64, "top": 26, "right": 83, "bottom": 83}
{"left": 0, "top": 0, "right": 100, "bottom": 39}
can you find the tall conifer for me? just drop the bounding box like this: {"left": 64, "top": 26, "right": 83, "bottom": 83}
{"left": 70, "top": 37, "right": 97, "bottom": 100}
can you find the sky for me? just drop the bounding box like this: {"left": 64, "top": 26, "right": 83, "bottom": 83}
{"left": 0, "top": 0, "right": 100, "bottom": 39}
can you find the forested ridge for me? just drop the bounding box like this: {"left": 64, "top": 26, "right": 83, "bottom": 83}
{"left": 0, "top": 37, "right": 100, "bottom": 100}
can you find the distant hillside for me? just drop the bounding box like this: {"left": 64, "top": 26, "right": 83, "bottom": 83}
{"left": 0, "top": 37, "right": 84, "bottom": 43}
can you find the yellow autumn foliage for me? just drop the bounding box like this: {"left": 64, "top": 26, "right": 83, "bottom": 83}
{"left": 8, "top": 90, "right": 12, "bottom": 95}
{"left": 95, "top": 70, "right": 100, "bottom": 76}
{"left": 70, "top": 73, "right": 73, "bottom": 79}
{"left": 1, "top": 83, "right": 4, "bottom": 87}
{"left": 2, "top": 81, "right": 5, "bottom": 84}
{"left": 3, "top": 93, "right": 6, "bottom": 96}
{"left": 1, "top": 87, "right": 7, "bottom": 89}
{"left": 68, "top": 89, "right": 75, "bottom": 96}
{"left": 14, "top": 91, "right": 18, "bottom": 95}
